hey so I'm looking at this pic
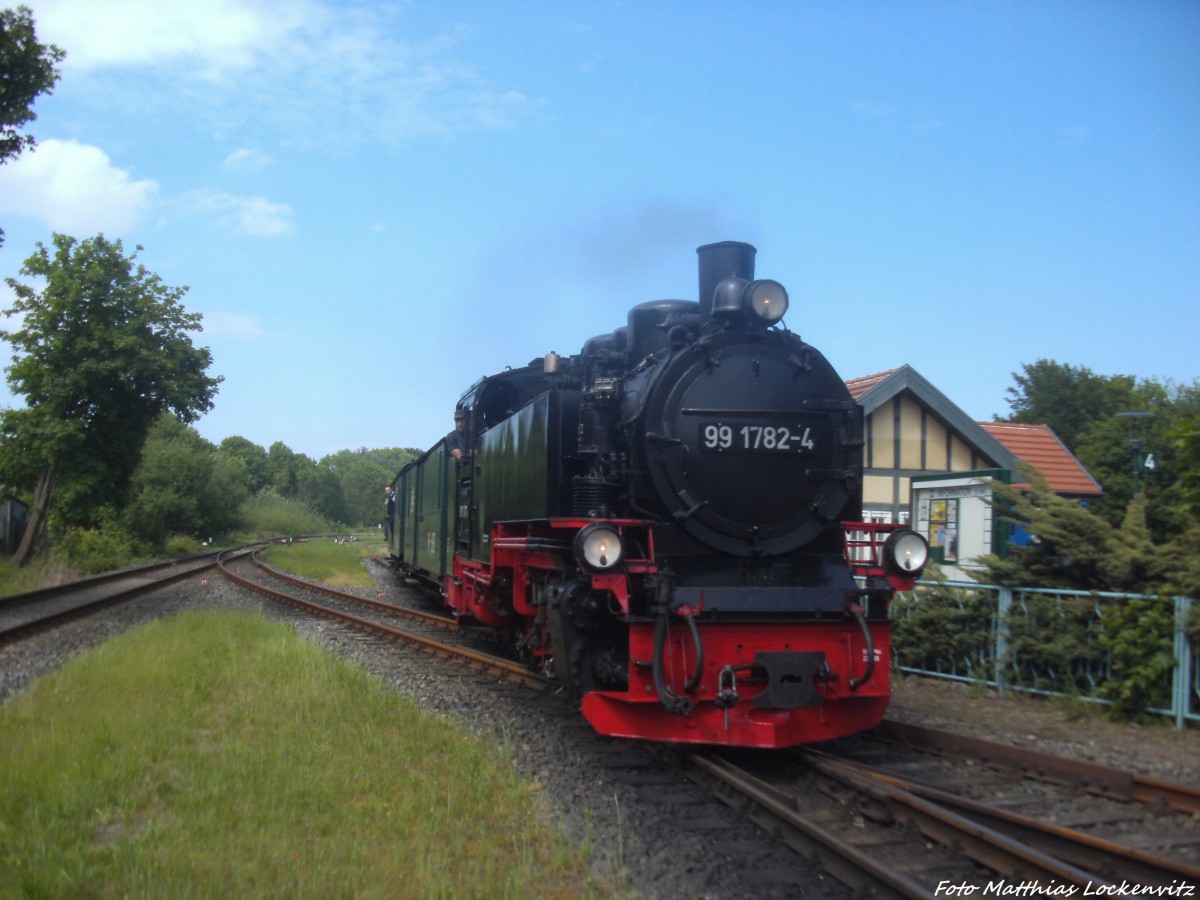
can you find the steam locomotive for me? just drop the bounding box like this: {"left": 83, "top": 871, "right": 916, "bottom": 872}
{"left": 388, "top": 241, "right": 927, "bottom": 748}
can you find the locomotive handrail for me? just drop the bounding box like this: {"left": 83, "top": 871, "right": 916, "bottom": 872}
{"left": 846, "top": 608, "right": 875, "bottom": 690}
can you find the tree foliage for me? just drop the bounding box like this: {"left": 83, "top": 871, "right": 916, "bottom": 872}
{"left": 0, "top": 234, "right": 222, "bottom": 564}
{"left": 123, "top": 416, "right": 249, "bottom": 549}
{"left": 55, "top": 427, "right": 418, "bottom": 556}
{"left": 0, "top": 5, "right": 65, "bottom": 246}
{"left": 977, "top": 467, "right": 1114, "bottom": 590}
{"left": 1004, "top": 360, "right": 1136, "bottom": 450}
{"left": 1171, "top": 413, "right": 1200, "bottom": 522}
{"left": 1003, "top": 359, "right": 1200, "bottom": 542}
{"left": 972, "top": 466, "right": 1188, "bottom": 721}
{"left": 1096, "top": 594, "right": 1176, "bottom": 720}
{"left": 218, "top": 435, "right": 273, "bottom": 493}
{"left": 322, "top": 446, "right": 419, "bottom": 529}
{"left": 978, "top": 466, "right": 1167, "bottom": 594}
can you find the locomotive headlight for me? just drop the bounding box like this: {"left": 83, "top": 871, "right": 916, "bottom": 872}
{"left": 883, "top": 529, "right": 929, "bottom": 577}
{"left": 575, "top": 523, "right": 624, "bottom": 571}
{"left": 745, "top": 279, "right": 789, "bottom": 325}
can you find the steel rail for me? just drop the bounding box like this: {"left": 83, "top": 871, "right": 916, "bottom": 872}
{"left": 249, "top": 550, "right": 458, "bottom": 631}
{"left": 798, "top": 750, "right": 1117, "bottom": 890}
{"left": 217, "top": 552, "right": 546, "bottom": 690}
{"left": 809, "top": 748, "right": 1200, "bottom": 886}
{"left": 0, "top": 553, "right": 239, "bottom": 644}
{"left": 878, "top": 720, "right": 1200, "bottom": 815}
{"left": 0, "top": 551, "right": 224, "bottom": 608}
{"left": 689, "top": 753, "right": 934, "bottom": 898}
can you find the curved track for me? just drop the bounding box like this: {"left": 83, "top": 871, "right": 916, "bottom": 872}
{"left": 217, "top": 549, "right": 547, "bottom": 690}
{"left": 683, "top": 727, "right": 1200, "bottom": 896}
{"left": 0, "top": 551, "right": 239, "bottom": 644}
{"left": 225, "top": 552, "right": 1200, "bottom": 896}
{"left": 4, "top": 551, "right": 1195, "bottom": 897}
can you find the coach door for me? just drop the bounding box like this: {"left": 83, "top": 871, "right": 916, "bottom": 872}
{"left": 453, "top": 400, "right": 478, "bottom": 559}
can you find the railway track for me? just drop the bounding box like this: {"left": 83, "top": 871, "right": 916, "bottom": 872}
{"left": 873, "top": 720, "right": 1200, "bottom": 817}
{"left": 8, "top": 552, "right": 1194, "bottom": 897}
{"left": 683, "top": 727, "right": 1200, "bottom": 897}
{"left": 226, "top": 553, "right": 1200, "bottom": 896}
{"left": 217, "top": 549, "right": 548, "bottom": 691}
{"left": 0, "top": 550, "right": 243, "bottom": 644}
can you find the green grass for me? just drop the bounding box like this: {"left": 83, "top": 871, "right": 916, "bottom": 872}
{"left": 0, "top": 557, "right": 79, "bottom": 597}
{"left": 0, "top": 609, "right": 600, "bottom": 898}
{"left": 259, "top": 535, "right": 384, "bottom": 589}
{"left": 0, "top": 559, "right": 43, "bottom": 596}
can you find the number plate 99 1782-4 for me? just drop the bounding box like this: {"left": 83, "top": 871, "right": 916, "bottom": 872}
{"left": 699, "top": 423, "right": 816, "bottom": 453}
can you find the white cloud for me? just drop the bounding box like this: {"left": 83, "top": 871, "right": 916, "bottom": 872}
{"left": 30, "top": 0, "right": 287, "bottom": 75}
{"left": 202, "top": 310, "right": 268, "bottom": 339}
{"left": 27, "top": 0, "right": 534, "bottom": 147}
{"left": 181, "top": 189, "right": 294, "bottom": 236}
{"left": 0, "top": 138, "right": 158, "bottom": 234}
{"left": 223, "top": 148, "right": 273, "bottom": 172}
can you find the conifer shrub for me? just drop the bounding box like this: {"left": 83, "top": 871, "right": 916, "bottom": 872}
{"left": 1097, "top": 594, "right": 1176, "bottom": 719}
{"left": 1003, "top": 592, "right": 1107, "bottom": 694}
{"left": 891, "top": 582, "right": 994, "bottom": 679}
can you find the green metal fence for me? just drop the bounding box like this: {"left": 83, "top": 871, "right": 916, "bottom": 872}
{"left": 890, "top": 581, "right": 1197, "bottom": 730}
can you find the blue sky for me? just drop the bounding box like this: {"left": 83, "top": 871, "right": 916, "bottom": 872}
{"left": 1, "top": 0, "right": 1197, "bottom": 460}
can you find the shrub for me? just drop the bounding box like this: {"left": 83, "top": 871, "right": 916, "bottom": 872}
{"left": 238, "top": 490, "right": 330, "bottom": 537}
{"left": 1098, "top": 594, "right": 1176, "bottom": 720}
{"left": 1004, "top": 593, "right": 1107, "bottom": 694}
{"left": 891, "top": 583, "right": 994, "bottom": 678}
{"left": 164, "top": 535, "right": 205, "bottom": 555}
{"left": 51, "top": 520, "right": 138, "bottom": 573}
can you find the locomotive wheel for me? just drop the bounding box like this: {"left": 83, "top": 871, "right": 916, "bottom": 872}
{"left": 546, "top": 578, "right": 627, "bottom": 698}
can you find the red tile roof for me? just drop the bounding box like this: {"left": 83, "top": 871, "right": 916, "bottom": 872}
{"left": 845, "top": 368, "right": 900, "bottom": 400}
{"left": 977, "top": 422, "right": 1102, "bottom": 497}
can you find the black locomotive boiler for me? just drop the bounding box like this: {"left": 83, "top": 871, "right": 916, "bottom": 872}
{"left": 389, "top": 241, "right": 927, "bottom": 748}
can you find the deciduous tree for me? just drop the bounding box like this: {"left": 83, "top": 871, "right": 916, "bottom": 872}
{"left": 1003, "top": 359, "right": 1136, "bottom": 450}
{"left": 322, "top": 446, "right": 418, "bottom": 526}
{"left": 0, "top": 5, "right": 65, "bottom": 246}
{"left": 1003, "top": 360, "right": 1200, "bottom": 542}
{"left": 124, "top": 416, "right": 249, "bottom": 548}
{"left": 0, "top": 234, "right": 222, "bottom": 565}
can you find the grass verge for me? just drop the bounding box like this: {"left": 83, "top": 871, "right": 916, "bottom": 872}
{"left": 0, "top": 557, "right": 80, "bottom": 597}
{"left": 259, "top": 535, "right": 383, "bottom": 589}
{"left": 0, "top": 608, "right": 599, "bottom": 898}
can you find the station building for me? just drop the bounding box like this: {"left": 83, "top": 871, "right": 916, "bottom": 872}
{"left": 847, "top": 365, "right": 1102, "bottom": 580}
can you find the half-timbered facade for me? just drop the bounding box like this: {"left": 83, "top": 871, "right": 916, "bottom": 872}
{"left": 846, "top": 365, "right": 1102, "bottom": 577}
{"left": 846, "top": 366, "right": 1017, "bottom": 525}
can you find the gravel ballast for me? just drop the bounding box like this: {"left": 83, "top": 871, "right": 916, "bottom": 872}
{"left": 3, "top": 569, "right": 1197, "bottom": 898}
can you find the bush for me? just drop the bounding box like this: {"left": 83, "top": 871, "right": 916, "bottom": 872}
{"left": 891, "top": 582, "right": 994, "bottom": 678}
{"left": 1005, "top": 593, "right": 1107, "bottom": 694}
{"left": 164, "top": 535, "right": 205, "bottom": 556}
{"left": 238, "top": 490, "right": 330, "bottom": 537}
{"left": 51, "top": 521, "right": 138, "bottom": 573}
{"left": 1188, "top": 602, "right": 1200, "bottom": 651}
{"left": 1099, "top": 595, "right": 1177, "bottom": 720}
{"left": 893, "top": 581, "right": 1187, "bottom": 722}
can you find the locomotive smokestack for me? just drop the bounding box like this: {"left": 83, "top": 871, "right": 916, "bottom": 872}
{"left": 697, "top": 241, "right": 756, "bottom": 321}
